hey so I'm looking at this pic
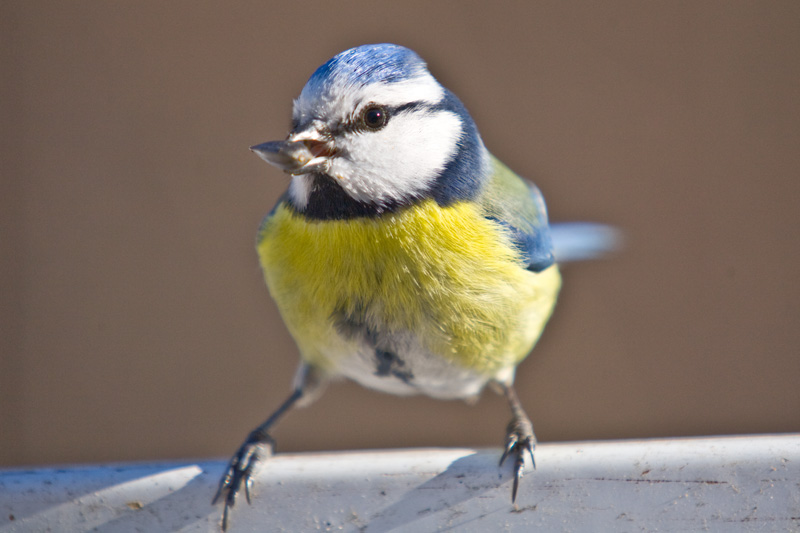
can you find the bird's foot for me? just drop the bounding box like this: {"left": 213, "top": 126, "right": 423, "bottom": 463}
{"left": 213, "top": 429, "right": 275, "bottom": 531}
{"left": 498, "top": 415, "right": 536, "bottom": 503}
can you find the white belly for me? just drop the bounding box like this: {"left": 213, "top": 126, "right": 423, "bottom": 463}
{"left": 331, "top": 332, "right": 513, "bottom": 400}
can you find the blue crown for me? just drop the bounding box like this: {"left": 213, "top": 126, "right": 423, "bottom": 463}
{"left": 305, "top": 44, "right": 428, "bottom": 94}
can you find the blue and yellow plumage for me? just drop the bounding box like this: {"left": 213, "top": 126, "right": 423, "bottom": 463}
{"left": 214, "top": 44, "right": 614, "bottom": 531}
{"left": 257, "top": 159, "right": 560, "bottom": 394}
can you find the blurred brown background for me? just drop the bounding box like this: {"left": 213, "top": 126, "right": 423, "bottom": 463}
{"left": 2, "top": 1, "right": 799, "bottom": 468}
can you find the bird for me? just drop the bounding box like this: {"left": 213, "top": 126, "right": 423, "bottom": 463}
{"left": 213, "top": 43, "right": 616, "bottom": 531}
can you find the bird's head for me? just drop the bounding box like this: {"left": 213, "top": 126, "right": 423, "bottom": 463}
{"left": 252, "top": 44, "right": 489, "bottom": 218}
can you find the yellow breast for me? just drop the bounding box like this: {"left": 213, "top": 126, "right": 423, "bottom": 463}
{"left": 257, "top": 199, "right": 561, "bottom": 376}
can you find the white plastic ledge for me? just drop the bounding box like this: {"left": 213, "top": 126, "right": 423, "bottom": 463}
{"left": 1, "top": 434, "right": 799, "bottom": 532}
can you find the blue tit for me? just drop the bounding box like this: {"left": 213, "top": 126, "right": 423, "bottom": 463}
{"left": 214, "top": 43, "right": 615, "bottom": 531}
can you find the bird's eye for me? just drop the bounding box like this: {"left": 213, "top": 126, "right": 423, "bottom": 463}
{"left": 360, "top": 105, "right": 388, "bottom": 130}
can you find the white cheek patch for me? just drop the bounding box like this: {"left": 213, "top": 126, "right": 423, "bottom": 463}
{"left": 329, "top": 110, "right": 463, "bottom": 204}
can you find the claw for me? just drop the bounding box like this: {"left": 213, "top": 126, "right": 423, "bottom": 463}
{"left": 511, "top": 463, "right": 521, "bottom": 503}
{"left": 496, "top": 383, "right": 537, "bottom": 505}
{"left": 244, "top": 467, "right": 254, "bottom": 505}
{"left": 220, "top": 504, "right": 231, "bottom": 532}
{"left": 212, "top": 471, "right": 230, "bottom": 506}
{"left": 213, "top": 433, "right": 274, "bottom": 532}
{"left": 504, "top": 433, "right": 535, "bottom": 503}
{"left": 499, "top": 431, "right": 520, "bottom": 467}
{"left": 212, "top": 386, "right": 307, "bottom": 531}
{"left": 500, "top": 431, "right": 535, "bottom": 503}
{"left": 528, "top": 442, "right": 536, "bottom": 470}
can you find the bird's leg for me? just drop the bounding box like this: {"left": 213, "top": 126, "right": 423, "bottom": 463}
{"left": 213, "top": 364, "right": 323, "bottom": 531}
{"left": 495, "top": 382, "right": 536, "bottom": 503}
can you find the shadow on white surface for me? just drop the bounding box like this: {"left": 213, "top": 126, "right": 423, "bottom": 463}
{"left": 1, "top": 434, "right": 799, "bottom": 532}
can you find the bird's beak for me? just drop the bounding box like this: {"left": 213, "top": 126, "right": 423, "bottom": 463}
{"left": 250, "top": 128, "right": 335, "bottom": 175}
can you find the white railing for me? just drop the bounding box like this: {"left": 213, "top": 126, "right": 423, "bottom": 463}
{"left": 1, "top": 434, "right": 798, "bottom": 532}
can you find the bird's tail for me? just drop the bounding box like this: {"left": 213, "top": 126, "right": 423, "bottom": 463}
{"left": 550, "top": 222, "right": 622, "bottom": 263}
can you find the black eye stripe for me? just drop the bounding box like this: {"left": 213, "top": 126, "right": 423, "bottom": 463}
{"left": 291, "top": 100, "right": 438, "bottom": 137}
{"left": 391, "top": 101, "right": 427, "bottom": 114}
{"left": 331, "top": 101, "right": 432, "bottom": 135}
